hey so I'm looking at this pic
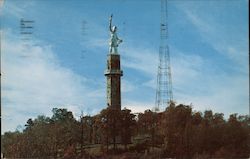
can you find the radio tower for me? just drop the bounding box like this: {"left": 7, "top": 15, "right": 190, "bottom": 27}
{"left": 155, "top": 0, "right": 173, "bottom": 111}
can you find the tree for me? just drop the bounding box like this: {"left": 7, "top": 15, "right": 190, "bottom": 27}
{"left": 161, "top": 104, "right": 193, "bottom": 158}
{"left": 1, "top": 131, "right": 22, "bottom": 158}
{"left": 2, "top": 105, "right": 250, "bottom": 158}
{"left": 97, "top": 108, "right": 123, "bottom": 153}
{"left": 51, "top": 108, "right": 79, "bottom": 157}
{"left": 120, "top": 108, "right": 136, "bottom": 150}
{"left": 219, "top": 114, "right": 249, "bottom": 158}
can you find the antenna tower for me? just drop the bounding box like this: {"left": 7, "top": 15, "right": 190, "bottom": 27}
{"left": 155, "top": 0, "right": 173, "bottom": 111}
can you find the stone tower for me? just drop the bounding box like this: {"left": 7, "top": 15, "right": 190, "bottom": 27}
{"left": 105, "top": 54, "right": 123, "bottom": 110}
{"left": 105, "top": 14, "right": 123, "bottom": 110}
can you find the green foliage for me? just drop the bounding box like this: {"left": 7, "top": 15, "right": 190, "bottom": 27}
{"left": 1, "top": 105, "right": 250, "bottom": 158}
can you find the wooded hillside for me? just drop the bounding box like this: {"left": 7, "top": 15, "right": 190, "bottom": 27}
{"left": 2, "top": 103, "right": 250, "bottom": 158}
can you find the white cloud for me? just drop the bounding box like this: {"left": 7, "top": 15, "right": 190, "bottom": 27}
{"left": 0, "top": 0, "right": 4, "bottom": 8}
{"left": 1, "top": 0, "right": 34, "bottom": 18}
{"left": 142, "top": 79, "right": 156, "bottom": 89}
{"left": 171, "top": 50, "right": 203, "bottom": 88}
{"left": 121, "top": 46, "right": 158, "bottom": 77}
{"left": 180, "top": 3, "right": 248, "bottom": 71}
{"left": 119, "top": 43, "right": 248, "bottom": 116}
{"left": 122, "top": 100, "right": 154, "bottom": 113}
{"left": 170, "top": 49, "right": 249, "bottom": 117}
{"left": 177, "top": 74, "right": 249, "bottom": 117}
{"left": 121, "top": 79, "right": 136, "bottom": 93}
{"left": 1, "top": 30, "right": 104, "bottom": 133}
{"left": 161, "top": 2, "right": 250, "bottom": 116}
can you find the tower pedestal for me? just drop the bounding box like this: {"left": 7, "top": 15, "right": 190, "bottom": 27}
{"left": 104, "top": 54, "right": 123, "bottom": 110}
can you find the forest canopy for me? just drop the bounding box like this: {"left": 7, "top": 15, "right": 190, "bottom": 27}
{"left": 2, "top": 104, "right": 250, "bottom": 158}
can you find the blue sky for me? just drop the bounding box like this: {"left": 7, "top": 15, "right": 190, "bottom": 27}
{"left": 1, "top": 0, "right": 249, "bottom": 133}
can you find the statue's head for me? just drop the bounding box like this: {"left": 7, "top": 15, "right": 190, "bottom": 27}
{"left": 112, "top": 26, "right": 117, "bottom": 32}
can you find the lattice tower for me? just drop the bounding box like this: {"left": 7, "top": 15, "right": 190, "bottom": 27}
{"left": 155, "top": 0, "right": 173, "bottom": 111}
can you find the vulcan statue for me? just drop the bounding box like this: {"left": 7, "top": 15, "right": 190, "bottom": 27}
{"left": 109, "top": 14, "right": 122, "bottom": 54}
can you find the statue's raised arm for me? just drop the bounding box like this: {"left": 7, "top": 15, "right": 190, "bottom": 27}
{"left": 109, "top": 14, "right": 113, "bottom": 32}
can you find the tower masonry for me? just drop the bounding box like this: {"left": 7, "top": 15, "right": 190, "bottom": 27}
{"left": 105, "top": 54, "right": 123, "bottom": 110}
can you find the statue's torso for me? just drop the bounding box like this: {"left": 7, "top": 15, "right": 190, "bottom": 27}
{"left": 110, "top": 32, "right": 118, "bottom": 45}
